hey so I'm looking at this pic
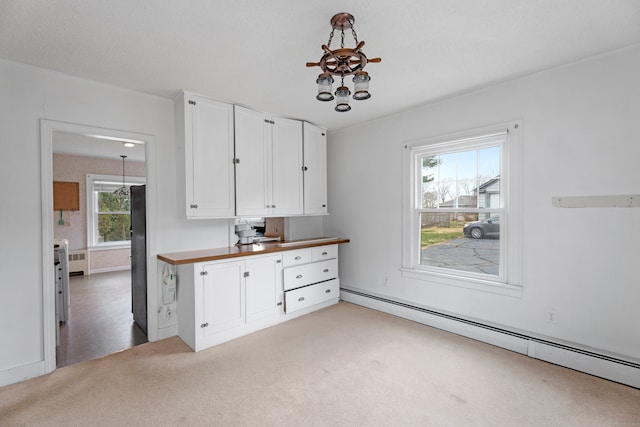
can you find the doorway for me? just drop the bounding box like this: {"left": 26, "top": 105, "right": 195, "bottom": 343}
{"left": 41, "top": 120, "right": 158, "bottom": 372}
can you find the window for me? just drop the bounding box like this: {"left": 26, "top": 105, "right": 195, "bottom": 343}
{"left": 402, "top": 123, "right": 522, "bottom": 294}
{"left": 86, "top": 174, "right": 145, "bottom": 248}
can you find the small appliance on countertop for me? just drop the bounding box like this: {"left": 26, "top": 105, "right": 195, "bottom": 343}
{"left": 235, "top": 222, "right": 256, "bottom": 244}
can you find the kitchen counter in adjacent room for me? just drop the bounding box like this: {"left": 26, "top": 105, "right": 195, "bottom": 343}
{"left": 157, "top": 237, "right": 350, "bottom": 265}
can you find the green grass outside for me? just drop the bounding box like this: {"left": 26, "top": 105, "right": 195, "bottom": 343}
{"left": 421, "top": 221, "right": 465, "bottom": 248}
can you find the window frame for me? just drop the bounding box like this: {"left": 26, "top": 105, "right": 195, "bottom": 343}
{"left": 86, "top": 173, "right": 146, "bottom": 249}
{"left": 401, "top": 122, "right": 523, "bottom": 297}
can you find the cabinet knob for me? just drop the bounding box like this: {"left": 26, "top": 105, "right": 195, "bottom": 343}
{"left": 302, "top": 166, "right": 308, "bottom": 171}
{"left": 190, "top": 204, "right": 199, "bottom": 209}
{"left": 322, "top": 204, "right": 327, "bottom": 208}
{"left": 277, "top": 302, "right": 283, "bottom": 306}
{"left": 323, "top": 269, "right": 329, "bottom": 273}
{"left": 200, "top": 322, "right": 209, "bottom": 328}
{"left": 321, "top": 252, "right": 328, "bottom": 256}
{"left": 294, "top": 256, "right": 301, "bottom": 260}
{"left": 298, "top": 297, "right": 305, "bottom": 302}
{"left": 325, "top": 289, "right": 331, "bottom": 293}
{"left": 296, "top": 274, "right": 303, "bottom": 279}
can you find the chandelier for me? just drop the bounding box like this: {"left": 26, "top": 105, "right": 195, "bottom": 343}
{"left": 306, "top": 12, "right": 381, "bottom": 112}
{"left": 113, "top": 155, "right": 129, "bottom": 197}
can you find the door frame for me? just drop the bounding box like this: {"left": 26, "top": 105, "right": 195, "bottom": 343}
{"left": 40, "top": 119, "right": 158, "bottom": 374}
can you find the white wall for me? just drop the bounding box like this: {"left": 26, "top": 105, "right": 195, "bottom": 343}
{"left": 0, "top": 59, "right": 232, "bottom": 382}
{"left": 325, "top": 45, "right": 640, "bottom": 362}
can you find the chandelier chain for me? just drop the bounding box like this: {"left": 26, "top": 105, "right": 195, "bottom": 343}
{"left": 327, "top": 28, "right": 335, "bottom": 47}
{"left": 340, "top": 28, "right": 345, "bottom": 48}
{"left": 351, "top": 26, "right": 358, "bottom": 44}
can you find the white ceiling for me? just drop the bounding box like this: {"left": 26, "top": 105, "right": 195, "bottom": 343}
{"left": 53, "top": 131, "right": 146, "bottom": 162}
{"left": 1, "top": 0, "right": 640, "bottom": 132}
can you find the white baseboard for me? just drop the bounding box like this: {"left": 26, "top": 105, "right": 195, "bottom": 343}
{"left": 90, "top": 266, "right": 131, "bottom": 275}
{"left": 528, "top": 341, "right": 640, "bottom": 388}
{"left": 341, "top": 288, "right": 640, "bottom": 389}
{"left": 0, "top": 361, "right": 46, "bottom": 387}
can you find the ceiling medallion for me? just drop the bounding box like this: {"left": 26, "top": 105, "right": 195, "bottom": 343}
{"left": 306, "top": 13, "right": 381, "bottom": 112}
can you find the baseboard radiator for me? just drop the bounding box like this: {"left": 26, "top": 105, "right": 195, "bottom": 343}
{"left": 340, "top": 288, "right": 640, "bottom": 389}
{"left": 68, "top": 250, "right": 89, "bottom": 276}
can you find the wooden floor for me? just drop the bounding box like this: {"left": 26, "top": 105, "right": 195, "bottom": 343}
{"left": 56, "top": 270, "right": 148, "bottom": 368}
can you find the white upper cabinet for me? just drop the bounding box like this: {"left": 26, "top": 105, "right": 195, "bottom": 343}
{"left": 177, "top": 91, "right": 235, "bottom": 218}
{"left": 302, "top": 122, "right": 328, "bottom": 215}
{"left": 235, "top": 105, "right": 303, "bottom": 217}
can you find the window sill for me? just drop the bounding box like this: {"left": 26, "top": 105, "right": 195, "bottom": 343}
{"left": 89, "top": 243, "right": 131, "bottom": 252}
{"left": 400, "top": 267, "right": 523, "bottom": 298}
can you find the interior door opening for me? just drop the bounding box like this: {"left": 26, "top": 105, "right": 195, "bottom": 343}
{"left": 49, "top": 127, "right": 150, "bottom": 368}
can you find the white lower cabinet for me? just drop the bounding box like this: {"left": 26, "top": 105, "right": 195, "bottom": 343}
{"left": 201, "top": 260, "right": 246, "bottom": 336}
{"left": 282, "top": 245, "right": 340, "bottom": 314}
{"left": 285, "top": 278, "right": 339, "bottom": 313}
{"left": 177, "top": 253, "right": 282, "bottom": 351}
{"left": 175, "top": 246, "right": 340, "bottom": 352}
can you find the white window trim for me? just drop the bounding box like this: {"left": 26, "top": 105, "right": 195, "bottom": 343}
{"left": 401, "top": 121, "right": 523, "bottom": 297}
{"left": 86, "top": 173, "right": 146, "bottom": 249}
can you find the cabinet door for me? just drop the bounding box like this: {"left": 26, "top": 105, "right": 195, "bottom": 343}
{"left": 271, "top": 118, "right": 304, "bottom": 216}
{"left": 303, "top": 122, "right": 328, "bottom": 214}
{"left": 245, "top": 254, "right": 283, "bottom": 322}
{"left": 201, "top": 261, "right": 245, "bottom": 335}
{"left": 185, "top": 94, "right": 235, "bottom": 218}
{"left": 235, "top": 105, "right": 270, "bottom": 217}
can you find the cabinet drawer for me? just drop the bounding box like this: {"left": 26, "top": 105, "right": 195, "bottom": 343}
{"left": 285, "top": 279, "right": 339, "bottom": 314}
{"left": 282, "top": 249, "right": 312, "bottom": 267}
{"left": 311, "top": 244, "right": 337, "bottom": 261}
{"left": 283, "top": 259, "right": 338, "bottom": 291}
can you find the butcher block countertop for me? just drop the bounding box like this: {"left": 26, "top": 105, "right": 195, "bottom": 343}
{"left": 157, "top": 237, "right": 350, "bottom": 265}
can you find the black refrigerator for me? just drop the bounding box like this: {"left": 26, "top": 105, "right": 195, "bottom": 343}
{"left": 130, "top": 185, "right": 147, "bottom": 335}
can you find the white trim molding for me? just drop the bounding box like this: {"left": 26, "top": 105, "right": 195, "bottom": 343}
{"left": 40, "top": 119, "right": 159, "bottom": 379}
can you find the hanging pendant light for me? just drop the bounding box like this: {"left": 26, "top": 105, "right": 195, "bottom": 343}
{"left": 334, "top": 77, "right": 351, "bottom": 112}
{"left": 113, "top": 155, "right": 129, "bottom": 196}
{"left": 306, "top": 12, "right": 381, "bottom": 112}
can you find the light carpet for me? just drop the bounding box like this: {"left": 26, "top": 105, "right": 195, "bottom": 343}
{"left": 1, "top": 302, "right": 639, "bottom": 426}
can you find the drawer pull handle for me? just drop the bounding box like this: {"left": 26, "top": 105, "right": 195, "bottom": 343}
{"left": 277, "top": 302, "right": 283, "bottom": 306}
{"left": 296, "top": 274, "right": 303, "bottom": 279}
{"left": 298, "top": 297, "right": 305, "bottom": 302}
{"left": 325, "top": 289, "right": 331, "bottom": 293}
{"left": 322, "top": 252, "right": 328, "bottom": 256}
{"left": 295, "top": 256, "right": 301, "bottom": 260}
{"left": 323, "top": 269, "right": 329, "bottom": 273}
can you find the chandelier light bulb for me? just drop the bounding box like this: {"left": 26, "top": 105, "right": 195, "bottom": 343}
{"left": 335, "top": 86, "right": 351, "bottom": 112}
{"left": 352, "top": 71, "right": 371, "bottom": 100}
{"left": 316, "top": 73, "right": 335, "bottom": 101}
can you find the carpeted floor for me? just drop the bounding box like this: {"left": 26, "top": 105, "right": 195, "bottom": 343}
{"left": 1, "top": 302, "right": 639, "bottom": 426}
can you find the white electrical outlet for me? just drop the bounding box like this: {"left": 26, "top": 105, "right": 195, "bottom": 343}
{"left": 545, "top": 308, "right": 557, "bottom": 324}
{"left": 159, "top": 304, "right": 176, "bottom": 328}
